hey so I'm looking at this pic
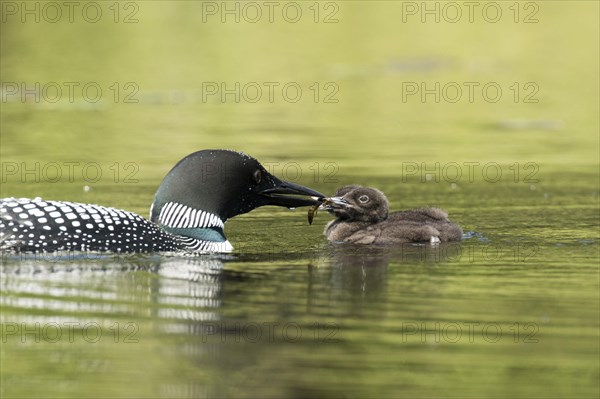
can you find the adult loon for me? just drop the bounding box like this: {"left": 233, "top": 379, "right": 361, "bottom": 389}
{"left": 323, "top": 185, "right": 462, "bottom": 244}
{"left": 0, "top": 150, "right": 324, "bottom": 254}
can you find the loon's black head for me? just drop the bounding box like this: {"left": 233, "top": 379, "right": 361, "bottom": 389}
{"left": 150, "top": 150, "right": 324, "bottom": 243}
{"left": 325, "top": 185, "right": 389, "bottom": 223}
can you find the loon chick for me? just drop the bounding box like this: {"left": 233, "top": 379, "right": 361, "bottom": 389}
{"left": 323, "top": 185, "right": 462, "bottom": 244}
{"left": 0, "top": 150, "right": 324, "bottom": 254}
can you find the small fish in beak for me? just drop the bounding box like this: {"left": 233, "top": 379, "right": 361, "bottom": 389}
{"left": 307, "top": 197, "right": 349, "bottom": 225}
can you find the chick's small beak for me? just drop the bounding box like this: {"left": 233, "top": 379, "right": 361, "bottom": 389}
{"left": 322, "top": 196, "right": 351, "bottom": 210}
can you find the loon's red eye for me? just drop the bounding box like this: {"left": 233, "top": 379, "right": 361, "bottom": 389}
{"left": 253, "top": 169, "right": 262, "bottom": 184}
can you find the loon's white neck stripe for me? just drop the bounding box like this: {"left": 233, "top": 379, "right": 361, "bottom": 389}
{"left": 178, "top": 235, "right": 233, "bottom": 252}
{"left": 159, "top": 202, "right": 174, "bottom": 225}
{"left": 158, "top": 202, "right": 224, "bottom": 229}
{"left": 193, "top": 208, "right": 202, "bottom": 228}
{"left": 178, "top": 206, "right": 194, "bottom": 228}
{"left": 187, "top": 208, "right": 198, "bottom": 228}
{"left": 172, "top": 203, "right": 188, "bottom": 227}
{"left": 162, "top": 202, "right": 181, "bottom": 227}
{"left": 166, "top": 203, "right": 183, "bottom": 226}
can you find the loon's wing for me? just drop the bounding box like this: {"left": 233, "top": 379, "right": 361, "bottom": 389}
{"left": 0, "top": 198, "right": 235, "bottom": 254}
{"left": 0, "top": 198, "right": 172, "bottom": 253}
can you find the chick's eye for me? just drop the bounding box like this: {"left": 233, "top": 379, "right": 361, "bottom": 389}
{"left": 253, "top": 170, "right": 262, "bottom": 184}
{"left": 358, "top": 195, "right": 369, "bottom": 203}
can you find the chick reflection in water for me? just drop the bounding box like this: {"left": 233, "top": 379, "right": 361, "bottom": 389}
{"left": 313, "top": 186, "right": 462, "bottom": 244}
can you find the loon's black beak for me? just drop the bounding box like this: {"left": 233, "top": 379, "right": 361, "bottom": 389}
{"left": 259, "top": 178, "right": 325, "bottom": 208}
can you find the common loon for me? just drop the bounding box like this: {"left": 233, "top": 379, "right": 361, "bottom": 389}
{"left": 323, "top": 185, "right": 462, "bottom": 244}
{"left": 0, "top": 150, "right": 324, "bottom": 254}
